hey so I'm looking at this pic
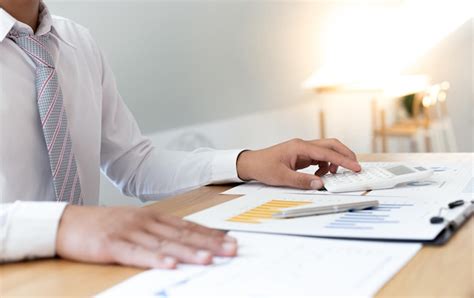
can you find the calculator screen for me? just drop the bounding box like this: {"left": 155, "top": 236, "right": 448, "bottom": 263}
{"left": 386, "top": 166, "right": 415, "bottom": 176}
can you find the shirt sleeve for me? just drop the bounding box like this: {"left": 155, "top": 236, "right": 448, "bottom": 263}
{"left": 93, "top": 37, "right": 244, "bottom": 201}
{"left": 0, "top": 201, "right": 67, "bottom": 262}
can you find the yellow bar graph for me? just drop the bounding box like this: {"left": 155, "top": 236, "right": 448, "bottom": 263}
{"left": 227, "top": 199, "right": 311, "bottom": 224}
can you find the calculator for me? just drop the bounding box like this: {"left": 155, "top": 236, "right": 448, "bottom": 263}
{"left": 321, "top": 165, "right": 434, "bottom": 193}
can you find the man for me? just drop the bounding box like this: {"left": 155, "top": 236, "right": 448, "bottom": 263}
{"left": 0, "top": 0, "right": 361, "bottom": 269}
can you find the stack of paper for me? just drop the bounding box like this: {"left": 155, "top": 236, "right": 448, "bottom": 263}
{"left": 186, "top": 161, "right": 472, "bottom": 241}
{"left": 98, "top": 161, "right": 471, "bottom": 297}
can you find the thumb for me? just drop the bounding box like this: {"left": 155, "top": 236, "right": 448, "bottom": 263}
{"left": 282, "top": 170, "right": 324, "bottom": 190}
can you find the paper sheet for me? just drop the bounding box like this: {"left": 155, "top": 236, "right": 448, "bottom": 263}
{"left": 97, "top": 232, "right": 421, "bottom": 298}
{"left": 188, "top": 192, "right": 472, "bottom": 241}
{"left": 222, "top": 162, "right": 472, "bottom": 198}
{"left": 187, "top": 162, "right": 473, "bottom": 241}
{"left": 366, "top": 162, "right": 473, "bottom": 198}
{"left": 221, "top": 162, "right": 399, "bottom": 196}
{"left": 221, "top": 181, "right": 367, "bottom": 196}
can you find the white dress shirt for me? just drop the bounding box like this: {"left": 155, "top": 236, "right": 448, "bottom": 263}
{"left": 0, "top": 3, "right": 243, "bottom": 262}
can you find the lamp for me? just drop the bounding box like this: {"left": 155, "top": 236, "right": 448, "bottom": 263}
{"left": 303, "top": 0, "right": 471, "bottom": 150}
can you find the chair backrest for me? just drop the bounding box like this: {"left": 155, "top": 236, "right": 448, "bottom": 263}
{"left": 421, "top": 82, "right": 451, "bottom": 125}
{"left": 371, "top": 81, "right": 454, "bottom": 153}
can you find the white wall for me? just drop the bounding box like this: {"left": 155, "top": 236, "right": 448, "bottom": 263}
{"left": 47, "top": 0, "right": 328, "bottom": 133}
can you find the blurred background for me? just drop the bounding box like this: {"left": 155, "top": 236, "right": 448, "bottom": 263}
{"left": 47, "top": 0, "right": 473, "bottom": 205}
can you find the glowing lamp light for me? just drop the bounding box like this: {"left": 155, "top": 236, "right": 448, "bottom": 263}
{"left": 303, "top": 0, "right": 473, "bottom": 93}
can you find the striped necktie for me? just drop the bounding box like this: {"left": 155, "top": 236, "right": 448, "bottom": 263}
{"left": 9, "top": 29, "right": 82, "bottom": 205}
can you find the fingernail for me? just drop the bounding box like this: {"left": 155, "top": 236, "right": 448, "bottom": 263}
{"left": 221, "top": 242, "right": 237, "bottom": 255}
{"left": 163, "top": 257, "right": 176, "bottom": 268}
{"left": 195, "top": 250, "right": 212, "bottom": 263}
{"left": 224, "top": 235, "right": 237, "bottom": 243}
{"left": 310, "top": 180, "right": 323, "bottom": 190}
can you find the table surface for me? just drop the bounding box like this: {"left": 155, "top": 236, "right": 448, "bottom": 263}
{"left": 1, "top": 153, "right": 473, "bottom": 297}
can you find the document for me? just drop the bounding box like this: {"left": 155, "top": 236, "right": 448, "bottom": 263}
{"left": 222, "top": 162, "right": 472, "bottom": 198}
{"left": 221, "top": 162, "right": 399, "bottom": 196}
{"left": 366, "top": 162, "right": 473, "bottom": 199}
{"left": 188, "top": 161, "right": 472, "bottom": 241}
{"left": 221, "top": 181, "right": 367, "bottom": 196}
{"left": 97, "top": 232, "right": 421, "bottom": 298}
{"left": 188, "top": 192, "right": 467, "bottom": 241}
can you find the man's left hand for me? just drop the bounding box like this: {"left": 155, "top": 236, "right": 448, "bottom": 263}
{"left": 236, "top": 138, "right": 361, "bottom": 190}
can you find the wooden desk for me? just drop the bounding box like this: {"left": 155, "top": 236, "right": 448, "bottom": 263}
{"left": 1, "top": 153, "right": 473, "bottom": 297}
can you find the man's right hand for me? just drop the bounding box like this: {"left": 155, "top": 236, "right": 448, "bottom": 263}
{"left": 55, "top": 205, "right": 238, "bottom": 269}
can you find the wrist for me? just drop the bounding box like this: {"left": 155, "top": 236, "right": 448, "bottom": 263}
{"left": 55, "top": 205, "right": 90, "bottom": 258}
{"left": 55, "top": 204, "right": 73, "bottom": 257}
{"left": 236, "top": 150, "right": 255, "bottom": 181}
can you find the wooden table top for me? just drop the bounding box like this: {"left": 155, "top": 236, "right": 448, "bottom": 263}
{"left": 1, "top": 153, "right": 473, "bottom": 297}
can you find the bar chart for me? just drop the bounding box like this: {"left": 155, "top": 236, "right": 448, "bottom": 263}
{"left": 226, "top": 199, "right": 311, "bottom": 224}
{"left": 324, "top": 203, "right": 414, "bottom": 230}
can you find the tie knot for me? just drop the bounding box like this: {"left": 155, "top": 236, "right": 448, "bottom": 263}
{"left": 8, "top": 29, "right": 54, "bottom": 68}
{"left": 8, "top": 28, "right": 31, "bottom": 38}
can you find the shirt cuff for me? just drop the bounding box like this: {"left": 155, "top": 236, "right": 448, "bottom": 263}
{"left": 211, "top": 149, "right": 246, "bottom": 184}
{"left": 2, "top": 201, "right": 68, "bottom": 262}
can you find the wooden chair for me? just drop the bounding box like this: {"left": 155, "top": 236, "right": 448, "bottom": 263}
{"left": 372, "top": 82, "right": 455, "bottom": 153}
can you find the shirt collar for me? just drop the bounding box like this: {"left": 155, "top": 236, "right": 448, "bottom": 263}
{"left": 0, "top": 1, "right": 75, "bottom": 48}
{"left": 0, "top": 7, "right": 16, "bottom": 42}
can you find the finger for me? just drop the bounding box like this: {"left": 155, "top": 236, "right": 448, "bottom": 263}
{"left": 280, "top": 169, "right": 324, "bottom": 190}
{"left": 314, "top": 161, "right": 329, "bottom": 176}
{"left": 146, "top": 221, "right": 238, "bottom": 257}
{"left": 301, "top": 143, "right": 361, "bottom": 172}
{"left": 329, "top": 163, "right": 338, "bottom": 174}
{"left": 314, "top": 139, "right": 358, "bottom": 161}
{"left": 128, "top": 231, "right": 214, "bottom": 265}
{"left": 109, "top": 240, "right": 177, "bottom": 269}
{"left": 153, "top": 213, "right": 235, "bottom": 242}
{"left": 294, "top": 156, "right": 313, "bottom": 170}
